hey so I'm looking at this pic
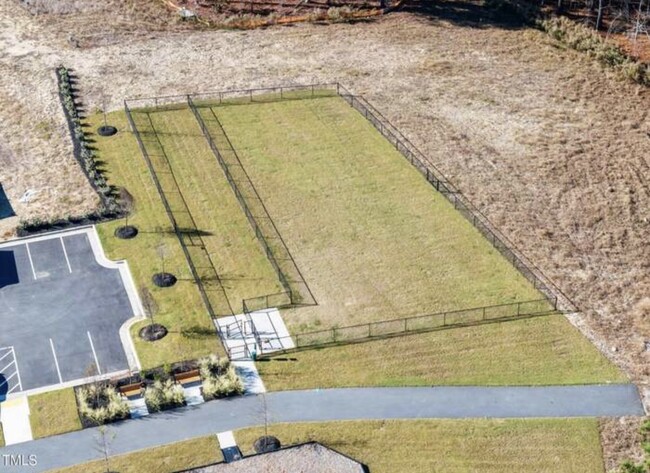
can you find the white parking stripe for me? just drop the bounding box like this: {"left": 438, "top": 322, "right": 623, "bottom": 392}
{"left": 24, "top": 243, "right": 37, "bottom": 280}
{"left": 87, "top": 332, "right": 102, "bottom": 375}
{"left": 0, "top": 359, "right": 16, "bottom": 374}
{"left": 0, "top": 349, "right": 13, "bottom": 364}
{"left": 60, "top": 237, "right": 73, "bottom": 273}
{"left": 49, "top": 339, "right": 63, "bottom": 383}
{"left": 13, "top": 348, "right": 23, "bottom": 392}
{"left": 0, "top": 371, "right": 17, "bottom": 388}
{"left": 0, "top": 347, "right": 22, "bottom": 394}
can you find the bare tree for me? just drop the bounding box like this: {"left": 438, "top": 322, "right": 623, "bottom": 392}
{"left": 118, "top": 187, "right": 135, "bottom": 226}
{"left": 140, "top": 286, "right": 158, "bottom": 327}
{"left": 95, "top": 426, "right": 116, "bottom": 473}
{"left": 156, "top": 240, "right": 168, "bottom": 274}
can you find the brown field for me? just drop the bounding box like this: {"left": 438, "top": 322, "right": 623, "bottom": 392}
{"left": 0, "top": 0, "right": 648, "bottom": 468}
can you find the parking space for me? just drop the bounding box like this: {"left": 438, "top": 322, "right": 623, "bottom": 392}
{"left": 0, "top": 227, "right": 142, "bottom": 394}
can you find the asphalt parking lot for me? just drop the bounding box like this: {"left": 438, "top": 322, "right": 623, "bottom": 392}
{"left": 0, "top": 228, "right": 139, "bottom": 396}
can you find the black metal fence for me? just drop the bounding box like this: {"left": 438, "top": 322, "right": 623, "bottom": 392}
{"left": 335, "top": 85, "right": 577, "bottom": 314}
{"left": 187, "top": 93, "right": 317, "bottom": 311}
{"left": 124, "top": 81, "right": 576, "bottom": 322}
{"left": 242, "top": 291, "right": 293, "bottom": 314}
{"left": 262, "top": 298, "right": 556, "bottom": 355}
{"left": 124, "top": 101, "right": 230, "bottom": 322}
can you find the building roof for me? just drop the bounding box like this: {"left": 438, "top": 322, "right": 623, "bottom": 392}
{"left": 181, "top": 442, "right": 368, "bottom": 473}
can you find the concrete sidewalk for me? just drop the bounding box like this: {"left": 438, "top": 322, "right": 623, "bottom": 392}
{"left": 0, "top": 385, "right": 644, "bottom": 472}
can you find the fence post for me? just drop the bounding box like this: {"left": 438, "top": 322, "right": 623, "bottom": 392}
{"left": 311, "top": 84, "right": 314, "bottom": 98}
{"left": 517, "top": 302, "right": 521, "bottom": 316}
{"left": 368, "top": 323, "right": 372, "bottom": 337}
{"left": 404, "top": 318, "right": 408, "bottom": 332}
{"left": 280, "top": 87, "right": 283, "bottom": 100}
{"left": 443, "top": 313, "right": 446, "bottom": 326}
{"left": 482, "top": 306, "right": 486, "bottom": 320}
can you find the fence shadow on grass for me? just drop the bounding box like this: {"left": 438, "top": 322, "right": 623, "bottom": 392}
{"left": 260, "top": 310, "right": 556, "bottom": 359}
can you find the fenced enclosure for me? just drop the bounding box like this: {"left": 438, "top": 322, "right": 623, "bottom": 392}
{"left": 188, "top": 95, "right": 317, "bottom": 309}
{"left": 262, "top": 298, "right": 556, "bottom": 355}
{"left": 124, "top": 82, "right": 576, "bottom": 337}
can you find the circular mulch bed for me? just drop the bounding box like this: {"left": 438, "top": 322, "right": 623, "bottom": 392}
{"left": 253, "top": 436, "right": 281, "bottom": 454}
{"left": 114, "top": 225, "right": 138, "bottom": 239}
{"left": 139, "top": 324, "right": 168, "bottom": 341}
{"left": 97, "top": 125, "right": 118, "bottom": 136}
{"left": 153, "top": 272, "right": 177, "bottom": 288}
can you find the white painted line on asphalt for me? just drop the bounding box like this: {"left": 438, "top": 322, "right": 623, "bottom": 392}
{"left": 49, "top": 338, "right": 63, "bottom": 383}
{"left": 0, "top": 359, "right": 16, "bottom": 374}
{"left": 87, "top": 332, "right": 102, "bottom": 375}
{"left": 24, "top": 242, "right": 37, "bottom": 280}
{"left": 60, "top": 237, "right": 73, "bottom": 273}
{"left": 0, "top": 370, "right": 17, "bottom": 388}
{"left": 13, "top": 347, "right": 23, "bottom": 392}
{"left": 0, "top": 348, "right": 13, "bottom": 365}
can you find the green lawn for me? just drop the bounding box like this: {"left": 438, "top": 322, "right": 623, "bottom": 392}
{"left": 45, "top": 419, "right": 604, "bottom": 473}
{"left": 209, "top": 96, "right": 544, "bottom": 330}
{"left": 89, "top": 111, "right": 225, "bottom": 368}
{"left": 130, "top": 106, "right": 283, "bottom": 315}
{"left": 237, "top": 419, "right": 606, "bottom": 473}
{"left": 258, "top": 314, "right": 625, "bottom": 389}
{"left": 100, "top": 93, "right": 622, "bottom": 387}
{"left": 29, "top": 388, "right": 82, "bottom": 439}
{"left": 48, "top": 435, "right": 222, "bottom": 473}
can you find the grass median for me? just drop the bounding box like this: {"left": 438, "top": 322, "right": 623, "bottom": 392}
{"left": 29, "top": 388, "right": 81, "bottom": 439}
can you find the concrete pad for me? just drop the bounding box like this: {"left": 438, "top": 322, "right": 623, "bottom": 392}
{"left": 126, "top": 397, "right": 149, "bottom": 419}
{"left": 0, "top": 396, "right": 32, "bottom": 445}
{"left": 215, "top": 308, "right": 294, "bottom": 360}
{"left": 183, "top": 385, "right": 205, "bottom": 407}
{"left": 217, "top": 431, "right": 237, "bottom": 449}
{"left": 233, "top": 361, "right": 266, "bottom": 394}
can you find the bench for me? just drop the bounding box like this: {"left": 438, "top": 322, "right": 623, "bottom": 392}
{"left": 119, "top": 382, "right": 144, "bottom": 398}
{"left": 174, "top": 369, "right": 201, "bottom": 386}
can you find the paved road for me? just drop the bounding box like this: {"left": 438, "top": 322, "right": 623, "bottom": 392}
{"left": 0, "top": 385, "right": 643, "bottom": 472}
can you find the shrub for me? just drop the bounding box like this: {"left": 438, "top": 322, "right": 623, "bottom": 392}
{"left": 539, "top": 17, "right": 650, "bottom": 86}
{"left": 144, "top": 379, "right": 185, "bottom": 412}
{"left": 76, "top": 384, "right": 129, "bottom": 425}
{"left": 199, "top": 354, "right": 244, "bottom": 400}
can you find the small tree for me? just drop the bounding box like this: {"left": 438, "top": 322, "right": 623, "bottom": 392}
{"left": 118, "top": 187, "right": 135, "bottom": 226}
{"left": 95, "top": 426, "right": 116, "bottom": 473}
{"left": 140, "top": 286, "right": 158, "bottom": 327}
{"left": 156, "top": 240, "right": 168, "bottom": 274}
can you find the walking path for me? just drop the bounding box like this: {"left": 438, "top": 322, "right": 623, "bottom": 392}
{"left": 0, "top": 385, "right": 643, "bottom": 472}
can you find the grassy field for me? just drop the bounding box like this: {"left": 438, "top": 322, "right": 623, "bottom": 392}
{"left": 29, "top": 388, "right": 81, "bottom": 439}
{"left": 0, "top": 422, "right": 4, "bottom": 447}
{"left": 101, "top": 94, "right": 622, "bottom": 387}
{"left": 89, "top": 112, "right": 225, "bottom": 368}
{"left": 128, "top": 106, "right": 283, "bottom": 316}
{"left": 258, "top": 314, "right": 625, "bottom": 389}
{"left": 46, "top": 419, "right": 605, "bottom": 473}
{"left": 49, "top": 435, "right": 222, "bottom": 473}
{"left": 208, "top": 96, "right": 544, "bottom": 330}
{"left": 235, "top": 419, "right": 605, "bottom": 473}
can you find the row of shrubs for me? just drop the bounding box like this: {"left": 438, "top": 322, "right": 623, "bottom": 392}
{"left": 17, "top": 66, "right": 126, "bottom": 236}
{"left": 75, "top": 355, "right": 244, "bottom": 426}
{"left": 540, "top": 17, "right": 650, "bottom": 86}
{"left": 57, "top": 65, "right": 121, "bottom": 211}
